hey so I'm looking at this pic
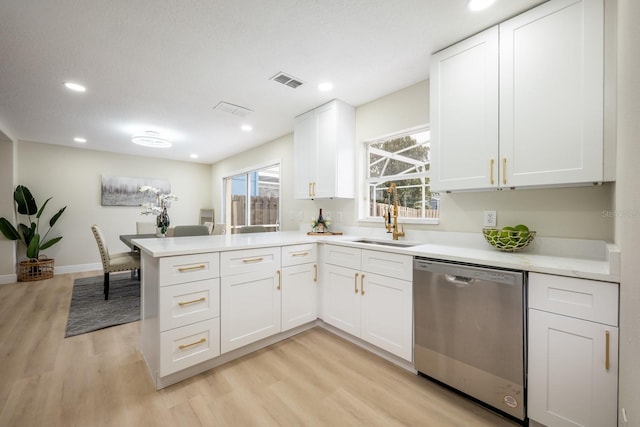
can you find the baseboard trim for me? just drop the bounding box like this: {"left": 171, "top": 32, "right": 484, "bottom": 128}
{"left": 55, "top": 263, "right": 102, "bottom": 275}
{"left": 0, "top": 273, "right": 18, "bottom": 285}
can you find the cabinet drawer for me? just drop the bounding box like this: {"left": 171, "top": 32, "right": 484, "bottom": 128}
{"left": 159, "top": 252, "right": 219, "bottom": 286}
{"left": 220, "top": 247, "right": 280, "bottom": 277}
{"left": 529, "top": 273, "right": 619, "bottom": 326}
{"left": 281, "top": 243, "right": 317, "bottom": 267}
{"left": 160, "top": 278, "right": 220, "bottom": 332}
{"left": 361, "top": 249, "right": 412, "bottom": 281}
{"left": 325, "top": 244, "right": 361, "bottom": 270}
{"left": 159, "top": 317, "right": 220, "bottom": 377}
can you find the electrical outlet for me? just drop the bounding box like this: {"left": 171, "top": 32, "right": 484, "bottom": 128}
{"left": 484, "top": 210, "right": 497, "bottom": 227}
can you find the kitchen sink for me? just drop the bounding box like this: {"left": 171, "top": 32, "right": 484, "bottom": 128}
{"left": 352, "top": 239, "right": 419, "bottom": 248}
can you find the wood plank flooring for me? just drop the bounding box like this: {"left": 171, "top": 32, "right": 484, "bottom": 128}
{"left": 0, "top": 272, "right": 517, "bottom": 426}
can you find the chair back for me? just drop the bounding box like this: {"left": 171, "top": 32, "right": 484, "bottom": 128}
{"left": 211, "top": 223, "right": 226, "bottom": 235}
{"left": 237, "top": 225, "right": 266, "bottom": 234}
{"left": 173, "top": 225, "right": 210, "bottom": 237}
{"left": 91, "top": 225, "right": 110, "bottom": 271}
{"left": 136, "top": 221, "right": 156, "bottom": 234}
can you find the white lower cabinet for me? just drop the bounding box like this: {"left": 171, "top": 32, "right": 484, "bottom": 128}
{"left": 528, "top": 273, "right": 619, "bottom": 427}
{"left": 323, "top": 245, "right": 413, "bottom": 361}
{"left": 281, "top": 244, "right": 318, "bottom": 331}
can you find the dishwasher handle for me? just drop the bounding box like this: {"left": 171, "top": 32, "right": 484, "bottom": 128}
{"left": 445, "top": 274, "right": 474, "bottom": 286}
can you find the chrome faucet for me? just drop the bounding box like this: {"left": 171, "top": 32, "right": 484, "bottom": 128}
{"left": 382, "top": 183, "right": 405, "bottom": 240}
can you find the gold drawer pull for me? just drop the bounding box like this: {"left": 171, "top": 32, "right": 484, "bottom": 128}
{"left": 242, "top": 257, "right": 264, "bottom": 264}
{"left": 354, "top": 272, "right": 359, "bottom": 293}
{"left": 605, "top": 330, "right": 610, "bottom": 370}
{"left": 178, "top": 264, "right": 206, "bottom": 272}
{"left": 178, "top": 297, "right": 206, "bottom": 306}
{"left": 179, "top": 337, "right": 206, "bottom": 350}
{"left": 292, "top": 252, "right": 310, "bottom": 257}
{"left": 361, "top": 274, "right": 365, "bottom": 295}
{"left": 277, "top": 270, "right": 281, "bottom": 291}
{"left": 313, "top": 264, "right": 317, "bottom": 282}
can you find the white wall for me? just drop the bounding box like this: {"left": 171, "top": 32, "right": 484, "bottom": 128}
{"left": 15, "top": 141, "right": 212, "bottom": 271}
{"left": 615, "top": 0, "right": 640, "bottom": 421}
{"left": 0, "top": 134, "right": 16, "bottom": 283}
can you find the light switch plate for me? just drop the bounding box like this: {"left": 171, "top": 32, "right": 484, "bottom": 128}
{"left": 484, "top": 210, "right": 497, "bottom": 227}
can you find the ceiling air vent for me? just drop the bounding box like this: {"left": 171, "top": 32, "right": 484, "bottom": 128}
{"left": 213, "top": 101, "right": 254, "bottom": 117}
{"left": 270, "top": 72, "right": 304, "bottom": 89}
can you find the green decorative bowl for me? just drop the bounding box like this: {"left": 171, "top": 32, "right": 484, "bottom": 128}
{"left": 482, "top": 228, "right": 536, "bottom": 252}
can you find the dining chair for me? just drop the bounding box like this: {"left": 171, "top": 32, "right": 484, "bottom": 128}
{"left": 136, "top": 221, "right": 157, "bottom": 234}
{"left": 211, "top": 223, "right": 226, "bottom": 235}
{"left": 173, "top": 225, "right": 210, "bottom": 237}
{"left": 237, "top": 225, "right": 267, "bottom": 233}
{"left": 91, "top": 225, "right": 140, "bottom": 300}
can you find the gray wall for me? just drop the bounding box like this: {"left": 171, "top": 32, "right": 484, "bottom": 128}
{"left": 0, "top": 133, "right": 16, "bottom": 283}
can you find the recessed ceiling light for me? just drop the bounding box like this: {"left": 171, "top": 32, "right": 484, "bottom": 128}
{"left": 467, "top": 0, "right": 495, "bottom": 11}
{"left": 241, "top": 124, "right": 253, "bottom": 132}
{"left": 132, "top": 131, "right": 171, "bottom": 148}
{"left": 190, "top": 153, "right": 199, "bottom": 159}
{"left": 73, "top": 137, "right": 87, "bottom": 143}
{"left": 318, "top": 82, "right": 334, "bottom": 92}
{"left": 64, "top": 82, "right": 86, "bottom": 92}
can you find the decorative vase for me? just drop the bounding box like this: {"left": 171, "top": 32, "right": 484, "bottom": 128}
{"left": 156, "top": 207, "right": 170, "bottom": 237}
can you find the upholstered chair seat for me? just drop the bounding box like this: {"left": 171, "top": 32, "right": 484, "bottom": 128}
{"left": 91, "top": 224, "right": 140, "bottom": 300}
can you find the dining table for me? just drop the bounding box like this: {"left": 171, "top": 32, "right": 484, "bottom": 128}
{"left": 119, "top": 233, "right": 158, "bottom": 250}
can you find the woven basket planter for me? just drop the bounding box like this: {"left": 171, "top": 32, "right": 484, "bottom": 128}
{"left": 18, "top": 257, "right": 54, "bottom": 282}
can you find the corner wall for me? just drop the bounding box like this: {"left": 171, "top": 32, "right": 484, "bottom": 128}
{"left": 0, "top": 133, "right": 16, "bottom": 283}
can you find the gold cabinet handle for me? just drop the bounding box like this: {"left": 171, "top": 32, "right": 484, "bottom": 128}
{"left": 312, "top": 182, "right": 316, "bottom": 197}
{"left": 178, "top": 264, "right": 206, "bottom": 272}
{"left": 502, "top": 158, "right": 507, "bottom": 185}
{"left": 308, "top": 182, "right": 313, "bottom": 197}
{"left": 292, "top": 252, "right": 310, "bottom": 257}
{"left": 242, "top": 257, "right": 264, "bottom": 264}
{"left": 178, "top": 297, "right": 206, "bottom": 306}
{"left": 361, "top": 274, "right": 365, "bottom": 295}
{"left": 490, "top": 159, "right": 495, "bottom": 185}
{"left": 354, "top": 272, "right": 359, "bottom": 293}
{"left": 277, "top": 270, "right": 281, "bottom": 291}
{"left": 313, "top": 264, "right": 317, "bottom": 282}
{"left": 605, "top": 330, "right": 610, "bottom": 370}
{"left": 179, "top": 337, "right": 206, "bottom": 350}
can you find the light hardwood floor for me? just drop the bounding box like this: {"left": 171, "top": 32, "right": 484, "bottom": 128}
{"left": 0, "top": 271, "right": 518, "bottom": 426}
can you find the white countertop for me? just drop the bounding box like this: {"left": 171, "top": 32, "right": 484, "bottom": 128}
{"left": 133, "top": 230, "right": 620, "bottom": 283}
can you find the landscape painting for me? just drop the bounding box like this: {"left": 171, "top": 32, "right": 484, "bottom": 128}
{"left": 101, "top": 175, "right": 171, "bottom": 206}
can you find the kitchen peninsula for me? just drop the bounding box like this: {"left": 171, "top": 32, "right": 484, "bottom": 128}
{"left": 134, "top": 230, "right": 619, "bottom": 392}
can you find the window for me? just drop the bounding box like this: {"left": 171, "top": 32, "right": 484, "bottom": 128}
{"left": 224, "top": 163, "right": 280, "bottom": 233}
{"left": 365, "top": 127, "right": 439, "bottom": 222}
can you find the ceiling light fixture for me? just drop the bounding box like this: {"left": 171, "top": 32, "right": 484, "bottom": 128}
{"left": 190, "top": 153, "right": 199, "bottom": 159}
{"left": 318, "top": 82, "right": 334, "bottom": 92}
{"left": 467, "top": 0, "right": 495, "bottom": 11}
{"left": 64, "top": 82, "right": 86, "bottom": 92}
{"left": 132, "top": 131, "right": 171, "bottom": 148}
{"left": 73, "top": 137, "right": 87, "bottom": 143}
{"left": 241, "top": 124, "right": 253, "bottom": 132}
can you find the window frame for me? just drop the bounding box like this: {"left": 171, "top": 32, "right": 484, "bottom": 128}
{"left": 222, "top": 160, "right": 281, "bottom": 233}
{"left": 360, "top": 125, "right": 439, "bottom": 225}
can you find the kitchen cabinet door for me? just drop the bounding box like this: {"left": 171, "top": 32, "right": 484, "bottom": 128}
{"left": 528, "top": 309, "right": 618, "bottom": 427}
{"left": 499, "top": 0, "right": 604, "bottom": 187}
{"left": 323, "top": 263, "right": 361, "bottom": 337}
{"left": 293, "top": 110, "right": 316, "bottom": 199}
{"left": 293, "top": 99, "right": 355, "bottom": 199}
{"left": 360, "top": 272, "right": 412, "bottom": 361}
{"left": 220, "top": 270, "right": 281, "bottom": 354}
{"left": 430, "top": 26, "right": 499, "bottom": 192}
{"left": 281, "top": 262, "right": 317, "bottom": 331}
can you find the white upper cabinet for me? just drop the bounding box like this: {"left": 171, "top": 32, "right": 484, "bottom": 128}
{"left": 430, "top": 0, "right": 607, "bottom": 192}
{"left": 430, "top": 26, "right": 499, "bottom": 192}
{"left": 294, "top": 99, "right": 355, "bottom": 199}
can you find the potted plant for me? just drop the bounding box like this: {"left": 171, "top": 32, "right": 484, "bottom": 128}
{"left": 0, "top": 185, "right": 66, "bottom": 281}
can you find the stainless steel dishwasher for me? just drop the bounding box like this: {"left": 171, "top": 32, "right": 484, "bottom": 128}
{"left": 413, "top": 257, "right": 526, "bottom": 423}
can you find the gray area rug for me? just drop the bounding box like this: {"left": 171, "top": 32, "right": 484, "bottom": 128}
{"left": 65, "top": 273, "right": 140, "bottom": 337}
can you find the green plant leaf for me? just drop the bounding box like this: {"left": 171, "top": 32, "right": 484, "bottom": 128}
{"left": 0, "top": 218, "right": 20, "bottom": 240}
{"left": 49, "top": 206, "right": 67, "bottom": 227}
{"left": 18, "top": 223, "right": 34, "bottom": 246}
{"left": 36, "top": 197, "right": 52, "bottom": 219}
{"left": 14, "top": 185, "right": 37, "bottom": 216}
{"left": 39, "top": 236, "right": 62, "bottom": 250}
{"left": 26, "top": 234, "right": 40, "bottom": 259}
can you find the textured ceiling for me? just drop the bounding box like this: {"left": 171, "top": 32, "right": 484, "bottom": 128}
{"left": 0, "top": 0, "right": 546, "bottom": 164}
